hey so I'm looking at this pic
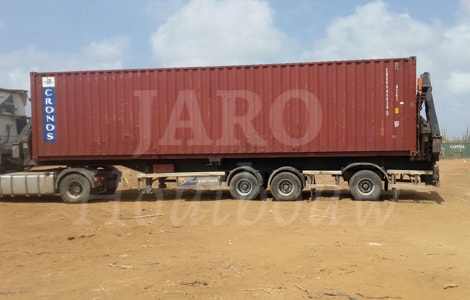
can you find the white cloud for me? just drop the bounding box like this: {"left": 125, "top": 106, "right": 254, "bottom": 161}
{"left": 146, "top": 0, "right": 185, "bottom": 22}
{"left": 150, "top": 0, "right": 292, "bottom": 67}
{"left": 447, "top": 71, "right": 470, "bottom": 95}
{"left": 460, "top": 0, "right": 470, "bottom": 17}
{"left": 83, "top": 37, "right": 130, "bottom": 69}
{"left": 0, "top": 46, "right": 51, "bottom": 90}
{"left": 439, "top": 24, "right": 470, "bottom": 70}
{"left": 304, "top": 1, "right": 438, "bottom": 61}
{"left": 0, "top": 37, "right": 130, "bottom": 90}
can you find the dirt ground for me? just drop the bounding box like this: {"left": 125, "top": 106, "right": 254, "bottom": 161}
{"left": 1, "top": 159, "right": 469, "bottom": 300}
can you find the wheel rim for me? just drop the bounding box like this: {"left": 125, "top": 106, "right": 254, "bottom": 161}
{"left": 236, "top": 179, "right": 253, "bottom": 196}
{"left": 358, "top": 178, "right": 374, "bottom": 195}
{"left": 67, "top": 181, "right": 83, "bottom": 198}
{"left": 277, "top": 179, "right": 294, "bottom": 196}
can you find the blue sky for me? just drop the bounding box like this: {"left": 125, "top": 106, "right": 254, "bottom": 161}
{"left": 1, "top": 0, "right": 469, "bottom": 138}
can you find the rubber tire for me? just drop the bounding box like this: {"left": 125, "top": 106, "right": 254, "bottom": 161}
{"left": 349, "top": 170, "right": 382, "bottom": 201}
{"left": 271, "top": 172, "right": 302, "bottom": 201}
{"left": 59, "top": 174, "right": 91, "bottom": 203}
{"left": 229, "top": 172, "right": 260, "bottom": 200}
{"left": 102, "top": 178, "right": 118, "bottom": 195}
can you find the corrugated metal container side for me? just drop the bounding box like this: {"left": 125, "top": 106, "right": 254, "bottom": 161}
{"left": 31, "top": 57, "right": 417, "bottom": 162}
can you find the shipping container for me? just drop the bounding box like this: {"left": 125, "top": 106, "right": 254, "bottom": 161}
{"left": 30, "top": 57, "right": 418, "bottom": 161}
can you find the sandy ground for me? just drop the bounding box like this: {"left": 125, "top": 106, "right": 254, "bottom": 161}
{"left": 1, "top": 159, "right": 469, "bottom": 300}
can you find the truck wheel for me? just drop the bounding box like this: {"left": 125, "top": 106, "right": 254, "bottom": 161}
{"left": 349, "top": 170, "right": 382, "bottom": 200}
{"left": 271, "top": 172, "right": 302, "bottom": 201}
{"left": 229, "top": 172, "right": 260, "bottom": 200}
{"left": 59, "top": 174, "right": 91, "bottom": 203}
{"left": 102, "top": 179, "right": 118, "bottom": 195}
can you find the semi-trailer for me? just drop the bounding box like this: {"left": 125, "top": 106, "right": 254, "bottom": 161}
{"left": 0, "top": 57, "right": 441, "bottom": 203}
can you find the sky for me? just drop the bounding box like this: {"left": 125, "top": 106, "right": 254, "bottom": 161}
{"left": 0, "top": 0, "right": 469, "bottom": 138}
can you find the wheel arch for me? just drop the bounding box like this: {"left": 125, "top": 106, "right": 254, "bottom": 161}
{"left": 267, "top": 166, "right": 306, "bottom": 188}
{"left": 55, "top": 168, "right": 98, "bottom": 191}
{"left": 342, "top": 162, "right": 389, "bottom": 184}
{"left": 226, "top": 166, "right": 264, "bottom": 187}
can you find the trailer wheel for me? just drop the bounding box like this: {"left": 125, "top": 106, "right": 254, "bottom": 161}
{"left": 59, "top": 174, "right": 91, "bottom": 203}
{"left": 349, "top": 170, "right": 382, "bottom": 201}
{"left": 229, "top": 172, "right": 260, "bottom": 200}
{"left": 271, "top": 172, "right": 302, "bottom": 201}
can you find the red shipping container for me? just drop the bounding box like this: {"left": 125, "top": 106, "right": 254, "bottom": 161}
{"left": 30, "top": 57, "right": 417, "bottom": 162}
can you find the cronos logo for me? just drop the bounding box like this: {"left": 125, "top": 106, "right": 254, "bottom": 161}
{"left": 42, "top": 77, "right": 57, "bottom": 142}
